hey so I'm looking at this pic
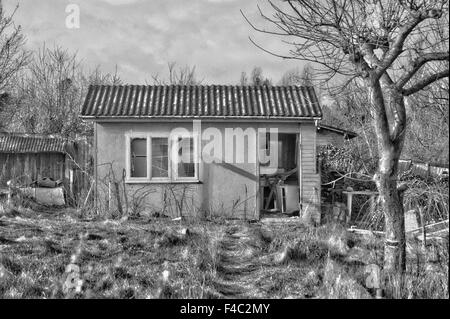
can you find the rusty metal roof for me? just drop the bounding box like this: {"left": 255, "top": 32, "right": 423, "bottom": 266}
{"left": 317, "top": 124, "right": 358, "bottom": 139}
{"left": 80, "top": 85, "right": 322, "bottom": 120}
{"left": 0, "top": 133, "right": 66, "bottom": 154}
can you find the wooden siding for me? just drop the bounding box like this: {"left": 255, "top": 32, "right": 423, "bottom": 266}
{"left": 300, "top": 124, "right": 321, "bottom": 224}
{"left": 0, "top": 139, "right": 93, "bottom": 206}
{"left": 65, "top": 139, "right": 94, "bottom": 204}
{"left": 0, "top": 152, "right": 65, "bottom": 186}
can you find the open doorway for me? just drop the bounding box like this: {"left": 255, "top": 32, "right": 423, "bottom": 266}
{"left": 259, "top": 133, "right": 299, "bottom": 218}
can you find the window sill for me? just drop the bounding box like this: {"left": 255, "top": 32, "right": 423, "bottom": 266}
{"left": 125, "top": 179, "right": 202, "bottom": 185}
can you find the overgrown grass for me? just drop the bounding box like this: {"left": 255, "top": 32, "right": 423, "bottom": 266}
{"left": 0, "top": 199, "right": 221, "bottom": 299}
{"left": 0, "top": 199, "right": 447, "bottom": 299}
{"left": 383, "top": 237, "right": 449, "bottom": 299}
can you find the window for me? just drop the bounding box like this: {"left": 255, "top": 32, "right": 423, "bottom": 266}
{"left": 126, "top": 133, "right": 198, "bottom": 183}
{"left": 176, "top": 137, "right": 195, "bottom": 178}
{"left": 130, "top": 138, "right": 147, "bottom": 177}
{"left": 151, "top": 138, "right": 169, "bottom": 178}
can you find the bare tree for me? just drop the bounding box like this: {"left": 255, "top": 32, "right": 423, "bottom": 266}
{"left": 151, "top": 62, "right": 202, "bottom": 85}
{"left": 2, "top": 46, "right": 121, "bottom": 137}
{"left": 279, "top": 64, "right": 314, "bottom": 85}
{"left": 0, "top": 3, "right": 29, "bottom": 131}
{"left": 243, "top": 0, "right": 449, "bottom": 274}
{"left": 240, "top": 66, "right": 272, "bottom": 85}
{"left": 404, "top": 77, "right": 449, "bottom": 163}
{"left": 322, "top": 81, "right": 380, "bottom": 174}
{"left": 240, "top": 71, "right": 249, "bottom": 85}
{"left": 0, "top": 4, "right": 28, "bottom": 92}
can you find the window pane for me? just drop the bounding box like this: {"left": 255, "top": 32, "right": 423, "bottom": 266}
{"left": 178, "top": 137, "right": 195, "bottom": 178}
{"left": 152, "top": 138, "right": 168, "bottom": 178}
{"left": 131, "top": 157, "right": 147, "bottom": 177}
{"left": 131, "top": 138, "right": 147, "bottom": 177}
{"left": 259, "top": 132, "right": 270, "bottom": 167}
{"left": 131, "top": 138, "right": 146, "bottom": 156}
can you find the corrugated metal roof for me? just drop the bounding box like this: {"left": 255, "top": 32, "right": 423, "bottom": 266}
{"left": 0, "top": 133, "right": 66, "bottom": 154}
{"left": 81, "top": 85, "right": 322, "bottom": 120}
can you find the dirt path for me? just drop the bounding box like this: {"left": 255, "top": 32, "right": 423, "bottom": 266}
{"left": 213, "top": 223, "right": 266, "bottom": 298}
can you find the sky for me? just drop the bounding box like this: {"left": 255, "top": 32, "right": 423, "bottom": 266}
{"left": 3, "top": 0, "right": 306, "bottom": 84}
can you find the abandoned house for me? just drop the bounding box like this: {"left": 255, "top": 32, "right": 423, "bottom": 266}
{"left": 81, "top": 85, "right": 355, "bottom": 223}
{"left": 0, "top": 132, "right": 92, "bottom": 202}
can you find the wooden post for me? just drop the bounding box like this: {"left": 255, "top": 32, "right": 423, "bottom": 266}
{"left": 376, "top": 288, "right": 383, "bottom": 299}
{"left": 7, "top": 183, "right": 11, "bottom": 206}
{"left": 83, "top": 180, "right": 94, "bottom": 208}
{"left": 370, "top": 194, "right": 376, "bottom": 215}
{"left": 69, "top": 169, "right": 74, "bottom": 200}
{"left": 122, "top": 168, "right": 128, "bottom": 217}
{"left": 108, "top": 182, "right": 111, "bottom": 212}
{"left": 346, "top": 192, "right": 353, "bottom": 224}
{"left": 419, "top": 203, "right": 428, "bottom": 250}
{"left": 244, "top": 184, "right": 248, "bottom": 219}
{"left": 297, "top": 126, "right": 303, "bottom": 217}
{"left": 114, "top": 181, "right": 123, "bottom": 217}
{"left": 421, "top": 210, "right": 426, "bottom": 250}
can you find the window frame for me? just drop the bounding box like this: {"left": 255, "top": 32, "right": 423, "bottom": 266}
{"left": 125, "top": 132, "right": 199, "bottom": 184}
{"left": 150, "top": 134, "right": 171, "bottom": 182}
{"left": 171, "top": 132, "right": 199, "bottom": 182}
{"left": 126, "top": 133, "right": 150, "bottom": 182}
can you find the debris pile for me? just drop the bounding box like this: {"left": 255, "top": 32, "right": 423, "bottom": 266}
{"left": 7, "top": 176, "right": 65, "bottom": 207}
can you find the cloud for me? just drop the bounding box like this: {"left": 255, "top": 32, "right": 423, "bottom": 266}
{"left": 97, "top": 0, "right": 142, "bottom": 5}
{"left": 205, "top": 0, "right": 239, "bottom": 3}
{"left": 3, "top": 0, "right": 305, "bottom": 84}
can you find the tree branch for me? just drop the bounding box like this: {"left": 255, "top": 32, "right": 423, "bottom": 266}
{"left": 375, "top": 9, "right": 444, "bottom": 79}
{"left": 402, "top": 69, "right": 449, "bottom": 96}
{"left": 397, "top": 51, "right": 450, "bottom": 89}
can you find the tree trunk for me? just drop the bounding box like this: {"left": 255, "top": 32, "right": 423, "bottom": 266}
{"left": 375, "top": 146, "right": 406, "bottom": 273}
{"left": 368, "top": 78, "right": 407, "bottom": 274}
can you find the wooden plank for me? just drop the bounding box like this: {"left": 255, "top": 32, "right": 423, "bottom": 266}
{"left": 14, "top": 154, "right": 20, "bottom": 181}
{"left": 30, "top": 155, "right": 35, "bottom": 181}
{"left": 36, "top": 153, "right": 41, "bottom": 179}
{"left": 408, "top": 219, "right": 449, "bottom": 235}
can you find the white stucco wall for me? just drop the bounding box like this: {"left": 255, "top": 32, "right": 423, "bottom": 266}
{"left": 94, "top": 120, "right": 321, "bottom": 222}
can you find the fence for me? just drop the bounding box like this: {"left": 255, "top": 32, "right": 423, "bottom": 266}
{"left": 65, "top": 138, "right": 94, "bottom": 205}
{"left": 0, "top": 152, "right": 66, "bottom": 186}
{"left": 398, "top": 160, "right": 449, "bottom": 179}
